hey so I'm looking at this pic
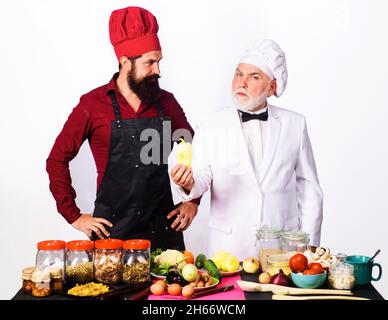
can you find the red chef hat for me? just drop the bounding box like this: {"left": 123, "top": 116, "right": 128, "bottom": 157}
{"left": 109, "top": 6, "right": 161, "bottom": 60}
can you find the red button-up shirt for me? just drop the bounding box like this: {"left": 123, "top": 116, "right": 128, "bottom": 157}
{"left": 46, "top": 73, "right": 199, "bottom": 224}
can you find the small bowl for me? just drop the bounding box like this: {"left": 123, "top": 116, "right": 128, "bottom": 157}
{"left": 291, "top": 270, "right": 327, "bottom": 289}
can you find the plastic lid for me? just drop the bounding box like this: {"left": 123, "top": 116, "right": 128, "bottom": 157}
{"left": 49, "top": 267, "right": 63, "bottom": 278}
{"left": 37, "top": 240, "right": 66, "bottom": 251}
{"left": 95, "top": 238, "right": 122, "bottom": 249}
{"left": 32, "top": 269, "right": 51, "bottom": 282}
{"left": 123, "top": 239, "right": 151, "bottom": 250}
{"left": 67, "top": 240, "right": 94, "bottom": 251}
{"left": 22, "top": 266, "right": 36, "bottom": 280}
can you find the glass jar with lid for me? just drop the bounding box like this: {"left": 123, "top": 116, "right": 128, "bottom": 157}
{"left": 22, "top": 266, "right": 36, "bottom": 294}
{"left": 280, "top": 231, "right": 310, "bottom": 254}
{"left": 36, "top": 240, "right": 65, "bottom": 277}
{"left": 122, "top": 239, "right": 151, "bottom": 286}
{"left": 94, "top": 239, "right": 123, "bottom": 285}
{"left": 266, "top": 253, "right": 293, "bottom": 276}
{"left": 328, "top": 257, "right": 355, "bottom": 290}
{"left": 256, "top": 227, "right": 283, "bottom": 272}
{"left": 49, "top": 267, "right": 63, "bottom": 294}
{"left": 65, "top": 240, "right": 94, "bottom": 285}
{"left": 31, "top": 268, "right": 51, "bottom": 297}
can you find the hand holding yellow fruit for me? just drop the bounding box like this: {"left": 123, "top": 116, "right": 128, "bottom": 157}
{"left": 176, "top": 138, "right": 192, "bottom": 167}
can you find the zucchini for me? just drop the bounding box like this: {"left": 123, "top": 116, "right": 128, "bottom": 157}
{"left": 195, "top": 253, "right": 207, "bottom": 269}
{"left": 204, "top": 259, "right": 223, "bottom": 281}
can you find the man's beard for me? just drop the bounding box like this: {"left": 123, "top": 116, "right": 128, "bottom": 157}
{"left": 127, "top": 71, "right": 161, "bottom": 105}
{"left": 232, "top": 89, "right": 267, "bottom": 112}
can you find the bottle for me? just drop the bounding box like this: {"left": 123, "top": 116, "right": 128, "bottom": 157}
{"left": 50, "top": 267, "right": 63, "bottom": 294}
{"left": 122, "top": 239, "right": 151, "bottom": 286}
{"left": 65, "top": 240, "right": 94, "bottom": 285}
{"left": 256, "top": 227, "right": 283, "bottom": 272}
{"left": 22, "top": 266, "right": 36, "bottom": 294}
{"left": 94, "top": 239, "right": 123, "bottom": 285}
{"left": 36, "top": 240, "right": 66, "bottom": 277}
{"left": 31, "top": 268, "right": 51, "bottom": 297}
{"left": 280, "top": 231, "right": 310, "bottom": 253}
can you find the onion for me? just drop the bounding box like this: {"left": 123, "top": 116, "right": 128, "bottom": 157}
{"left": 270, "top": 269, "right": 290, "bottom": 286}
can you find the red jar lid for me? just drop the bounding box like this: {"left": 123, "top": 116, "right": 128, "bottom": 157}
{"left": 67, "top": 240, "right": 94, "bottom": 251}
{"left": 37, "top": 240, "right": 66, "bottom": 251}
{"left": 95, "top": 238, "right": 122, "bottom": 249}
{"left": 123, "top": 239, "right": 151, "bottom": 250}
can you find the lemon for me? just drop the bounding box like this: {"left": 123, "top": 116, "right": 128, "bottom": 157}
{"left": 211, "top": 251, "right": 230, "bottom": 270}
{"left": 224, "top": 255, "right": 240, "bottom": 272}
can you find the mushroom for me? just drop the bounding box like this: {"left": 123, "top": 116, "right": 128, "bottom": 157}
{"left": 317, "top": 259, "right": 331, "bottom": 269}
{"left": 303, "top": 250, "right": 315, "bottom": 264}
{"left": 313, "top": 246, "right": 331, "bottom": 261}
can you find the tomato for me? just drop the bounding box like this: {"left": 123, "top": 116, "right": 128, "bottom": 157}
{"left": 308, "top": 263, "right": 324, "bottom": 274}
{"left": 303, "top": 269, "right": 317, "bottom": 275}
{"left": 289, "top": 253, "right": 308, "bottom": 273}
{"left": 183, "top": 251, "right": 195, "bottom": 264}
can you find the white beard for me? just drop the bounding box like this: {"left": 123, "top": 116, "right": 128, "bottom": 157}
{"left": 232, "top": 90, "right": 267, "bottom": 112}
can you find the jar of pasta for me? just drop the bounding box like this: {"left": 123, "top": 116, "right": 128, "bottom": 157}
{"left": 94, "top": 239, "right": 123, "bottom": 285}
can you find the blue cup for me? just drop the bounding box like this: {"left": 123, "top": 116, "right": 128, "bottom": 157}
{"left": 345, "top": 255, "right": 382, "bottom": 286}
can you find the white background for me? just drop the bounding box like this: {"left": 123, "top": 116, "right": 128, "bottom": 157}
{"left": 0, "top": 0, "right": 387, "bottom": 299}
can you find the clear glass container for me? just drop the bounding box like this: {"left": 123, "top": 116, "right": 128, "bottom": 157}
{"left": 266, "top": 253, "right": 292, "bottom": 276}
{"left": 256, "top": 227, "right": 283, "bottom": 272}
{"left": 94, "top": 239, "right": 123, "bottom": 285}
{"left": 328, "top": 257, "right": 355, "bottom": 290}
{"left": 281, "top": 231, "right": 310, "bottom": 253}
{"left": 36, "top": 240, "right": 65, "bottom": 278}
{"left": 22, "top": 266, "right": 36, "bottom": 294}
{"left": 122, "top": 239, "right": 151, "bottom": 286}
{"left": 50, "top": 267, "right": 63, "bottom": 294}
{"left": 31, "top": 268, "right": 51, "bottom": 297}
{"left": 65, "top": 240, "right": 94, "bottom": 285}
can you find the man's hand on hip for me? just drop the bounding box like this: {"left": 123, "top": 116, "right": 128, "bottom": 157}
{"left": 72, "top": 214, "right": 113, "bottom": 239}
{"left": 167, "top": 202, "right": 198, "bottom": 232}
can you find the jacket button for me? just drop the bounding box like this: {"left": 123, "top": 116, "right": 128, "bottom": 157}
{"left": 136, "top": 210, "right": 141, "bottom": 215}
{"left": 135, "top": 164, "right": 139, "bottom": 168}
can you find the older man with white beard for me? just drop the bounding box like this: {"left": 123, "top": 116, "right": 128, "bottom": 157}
{"left": 169, "top": 39, "right": 323, "bottom": 260}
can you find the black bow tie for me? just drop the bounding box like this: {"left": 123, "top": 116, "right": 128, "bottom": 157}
{"left": 239, "top": 109, "right": 268, "bottom": 122}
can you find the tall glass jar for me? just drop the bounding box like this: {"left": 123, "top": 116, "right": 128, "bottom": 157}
{"left": 66, "top": 240, "right": 94, "bottom": 285}
{"left": 256, "top": 227, "right": 283, "bottom": 272}
{"left": 280, "top": 231, "right": 310, "bottom": 254}
{"left": 36, "top": 240, "right": 66, "bottom": 278}
{"left": 122, "top": 239, "right": 151, "bottom": 286}
{"left": 94, "top": 239, "right": 123, "bottom": 285}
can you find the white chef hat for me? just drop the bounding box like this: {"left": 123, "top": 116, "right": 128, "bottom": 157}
{"left": 239, "top": 39, "right": 288, "bottom": 97}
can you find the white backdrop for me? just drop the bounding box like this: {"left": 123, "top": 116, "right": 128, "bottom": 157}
{"left": 0, "top": 0, "right": 387, "bottom": 299}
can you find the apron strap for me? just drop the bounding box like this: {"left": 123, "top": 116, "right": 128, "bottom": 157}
{"left": 108, "top": 91, "right": 122, "bottom": 128}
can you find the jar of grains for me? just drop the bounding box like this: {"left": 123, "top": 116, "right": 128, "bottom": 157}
{"left": 122, "top": 239, "right": 151, "bottom": 286}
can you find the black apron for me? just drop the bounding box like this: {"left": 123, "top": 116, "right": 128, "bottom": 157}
{"left": 92, "top": 90, "right": 185, "bottom": 251}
